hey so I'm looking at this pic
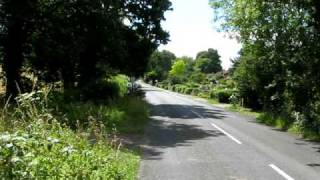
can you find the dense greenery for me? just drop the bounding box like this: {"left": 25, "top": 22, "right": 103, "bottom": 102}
{"left": 147, "top": 49, "right": 236, "bottom": 104}
{"left": 0, "top": 0, "right": 171, "bottom": 98}
{"left": 145, "top": 50, "right": 176, "bottom": 83}
{"left": 0, "top": 87, "right": 148, "bottom": 179}
{"left": 0, "top": 75, "right": 149, "bottom": 179}
{"left": 0, "top": 0, "right": 171, "bottom": 178}
{"left": 195, "top": 48, "right": 222, "bottom": 74}
{"left": 211, "top": 0, "right": 320, "bottom": 135}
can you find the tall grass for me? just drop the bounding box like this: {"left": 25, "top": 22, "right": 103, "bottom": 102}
{"left": 0, "top": 87, "right": 148, "bottom": 179}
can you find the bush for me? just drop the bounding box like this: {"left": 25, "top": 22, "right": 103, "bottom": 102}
{"left": 191, "top": 88, "right": 200, "bottom": 96}
{"left": 210, "top": 89, "right": 236, "bottom": 103}
{"left": 184, "top": 88, "right": 193, "bottom": 95}
{"left": 257, "top": 112, "right": 291, "bottom": 130}
{"left": 174, "top": 84, "right": 188, "bottom": 94}
{"left": 81, "top": 75, "right": 129, "bottom": 101}
{"left": 198, "top": 92, "right": 210, "bottom": 98}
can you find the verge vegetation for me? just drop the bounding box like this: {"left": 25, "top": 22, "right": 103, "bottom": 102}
{"left": 0, "top": 76, "right": 149, "bottom": 179}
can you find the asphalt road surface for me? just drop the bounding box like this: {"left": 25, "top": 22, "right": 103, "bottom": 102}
{"left": 138, "top": 84, "right": 320, "bottom": 180}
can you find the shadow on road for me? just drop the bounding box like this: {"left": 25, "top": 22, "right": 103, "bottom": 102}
{"left": 150, "top": 104, "right": 226, "bottom": 120}
{"left": 292, "top": 139, "right": 320, "bottom": 168}
{"left": 141, "top": 118, "right": 225, "bottom": 160}
{"left": 139, "top": 103, "right": 226, "bottom": 160}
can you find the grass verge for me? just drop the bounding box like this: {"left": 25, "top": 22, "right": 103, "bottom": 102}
{"left": 0, "top": 89, "right": 149, "bottom": 179}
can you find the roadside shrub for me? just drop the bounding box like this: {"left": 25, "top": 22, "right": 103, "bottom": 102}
{"left": 112, "top": 75, "right": 129, "bottom": 97}
{"left": 80, "top": 75, "right": 128, "bottom": 101}
{"left": 191, "top": 88, "right": 200, "bottom": 96}
{"left": 198, "top": 92, "right": 210, "bottom": 98}
{"left": 184, "top": 88, "right": 193, "bottom": 95}
{"left": 210, "top": 89, "right": 235, "bottom": 103}
{"left": 186, "top": 82, "right": 200, "bottom": 88}
{"left": 174, "top": 84, "right": 188, "bottom": 94}
{"left": 168, "top": 85, "right": 174, "bottom": 91}
{"left": 257, "top": 112, "right": 291, "bottom": 130}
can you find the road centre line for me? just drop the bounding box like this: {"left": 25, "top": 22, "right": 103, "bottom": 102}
{"left": 269, "top": 164, "right": 295, "bottom": 180}
{"left": 190, "top": 110, "right": 204, "bottom": 119}
{"left": 210, "top": 123, "right": 243, "bottom": 145}
{"left": 190, "top": 109, "right": 242, "bottom": 145}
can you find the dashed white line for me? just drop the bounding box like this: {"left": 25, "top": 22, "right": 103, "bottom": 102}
{"left": 190, "top": 110, "right": 204, "bottom": 119}
{"left": 190, "top": 109, "right": 242, "bottom": 145}
{"left": 210, "top": 123, "right": 242, "bottom": 145}
{"left": 269, "top": 164, "right": 295, "bottom": 180}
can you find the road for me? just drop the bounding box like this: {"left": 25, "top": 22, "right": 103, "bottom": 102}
{"left": 138, "top": 84, "right": 320, "bottom": 180}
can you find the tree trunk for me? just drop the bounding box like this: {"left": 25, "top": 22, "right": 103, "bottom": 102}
{"left": 78, "top": 15, "right": 99, "bottom": 91}
{"left": 3, "top": 19, "right": 25, "bottom": 99}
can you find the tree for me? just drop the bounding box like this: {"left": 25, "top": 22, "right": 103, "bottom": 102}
{"left": 195, "top": 48, "right": 222, "bottom": 73}
{"left": 1, "top": 0, "right": 38, "bottom": 98}
{"left": 211, "top": 0, "right": 320, "bottom": 128}
{"left": 147, "top": 50, "right": 176, "bottom": 81}
{"left": 179, "top": 56, "right": 195, "bottom": 77}
{"left": 169, "top": 59, "right": 186, "bottom": 84}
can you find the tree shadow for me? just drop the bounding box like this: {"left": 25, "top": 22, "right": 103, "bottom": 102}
{"left": 140, "top": 117, "right": 225, "bottom": 160}
{"left": 150, "top": 104, "right": 226, "bottom": 120}
{"left": 137, "top": 103, "right": 227, "bottom": 160}
{"left": 295, "top": 138, "right": 320, "bottom": 152}
{"left": 293, "top": 138, "right": 320, "bottom": 168}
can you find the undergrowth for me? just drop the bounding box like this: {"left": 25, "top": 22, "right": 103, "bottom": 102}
{"left": 0, "top": 88, "right": 147, "bottom": 179}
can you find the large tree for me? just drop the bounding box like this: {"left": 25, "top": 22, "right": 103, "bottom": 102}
{"left": 146, "top": 50, "right": 176, "bottom": 81}
{"left": 195, "top": 48, "right": 222, "bottom": 73}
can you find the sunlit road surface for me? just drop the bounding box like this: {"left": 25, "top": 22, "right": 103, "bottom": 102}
{"left": 138, "top": 84, "right": 320, "bottom": 180}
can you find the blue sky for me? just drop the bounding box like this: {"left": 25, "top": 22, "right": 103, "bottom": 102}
{"left": 159, "top": 0, "right": 242, "bottom": 69}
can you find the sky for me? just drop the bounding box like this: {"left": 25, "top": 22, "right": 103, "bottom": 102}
{"left": 158, "top": 0, "right": 242, "bottom": 70}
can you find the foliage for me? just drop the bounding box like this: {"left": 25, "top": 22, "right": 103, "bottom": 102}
{"left": 0, "top": 0, "right": 172, "bottom": 99}
{"left": 211, "top": 0, "right": 320, "bottom": 134}
{"left": 50, "top": 93, "right": 149, "bottom": 134}
{"left": 78, "top": 74, "right": 129, "bottom": 101}
{"left": 169, "top": 59, "right": 187, "bottom": 84}
{"left": 195, "top": 48, "right": 222, "bottom": 73}
{"left": 257, "top": 112, "right": 291, "bottom": 130}
{"left": 210, "top": 89, "right": 236, "bottom": 103}
{"left": 145, "top": 71, "right": 158, "bottom": 84}
{"left": 146, "top": 50, "right": 176, "bottom": 82}
{"left": 0, "top": 90, "right": 142, "bottom": 179}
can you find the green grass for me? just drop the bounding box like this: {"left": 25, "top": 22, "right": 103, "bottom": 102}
{"left": 256, "top": 112, "right": 290, "bottom": 130}
{"left": 228, "top": 105, "right": 261, "bottom": 118}
{"left": 0, "top": 89, "right": 148, "bottom": 179}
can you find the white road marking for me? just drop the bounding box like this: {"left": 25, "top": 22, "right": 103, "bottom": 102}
{"left": 190, "top": 109, "right": 242, "bottom": 145}
{"left": 190, "top": 110, "right": 204, "bottom": 119}
{"left": 210, "top": 123, "right": 242, "bottom": 145}
{"left": 269, "top": 164, "right": 295, "bottom": 180}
